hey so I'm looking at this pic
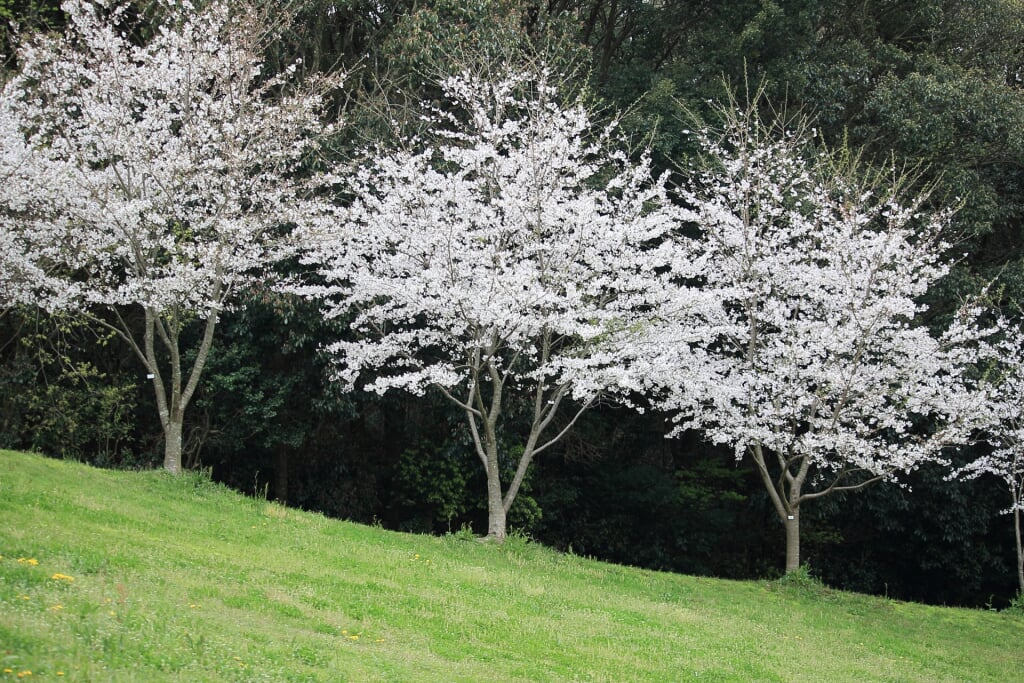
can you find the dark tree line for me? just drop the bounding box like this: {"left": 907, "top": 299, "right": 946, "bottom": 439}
{"left": 2, "top": 0, "right": 1022, "bottom": 606}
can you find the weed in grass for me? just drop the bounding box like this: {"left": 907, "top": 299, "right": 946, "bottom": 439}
{"left": 62, "top": 546, "right": 114, "bottom": 575}
{"left": 410, "top": 552, "right": 433, "bottom": 567}
{"left": 267, "top": 599, "right": 304, "bottom": 620}
{"left": 301, "top": 595, "right": 331, "bottom": 611}
{"left": 181, "top": 466, "right": 216, "bottom": 493}
{"left": 0, "top": 625, "right": 35, "bottom": 653}
{"left": 770, "top": 564, "right": 836, "bottom": 600}
{"left": 501, "top": 531, "right": 534, "bottom": 558}
{"left": 262, "top": 502, "right": 288, "bottom": 519}
{"left": 222, "top": 589, "right": 263, "bottom": 611}
{"left": 308, "top": 621, "right": 340, "bottom": 636}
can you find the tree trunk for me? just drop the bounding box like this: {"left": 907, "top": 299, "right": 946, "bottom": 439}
{"left": 784, "top": 509, "right": 801, "bottom": 573}
{"left": 485, "top": 441, "right": 506, "bottom": 541}
{"left": 163, "top": 415, "right": 183, "bottom": 474}
{"left": 1014, "top": 502, "right": 1023, "bottom": 596}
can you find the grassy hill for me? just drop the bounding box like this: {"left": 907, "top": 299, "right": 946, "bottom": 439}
{"left": 1, "top": 450, "right": 1022, "bottom": 682}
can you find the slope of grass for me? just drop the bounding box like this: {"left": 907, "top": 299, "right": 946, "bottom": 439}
{"left": 1, "top": 450, "right": 1022, "bottom": 682}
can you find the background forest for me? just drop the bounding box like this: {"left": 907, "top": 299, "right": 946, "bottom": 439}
{"left": 2, "top": 0, "right": 1023, "bottom": 607}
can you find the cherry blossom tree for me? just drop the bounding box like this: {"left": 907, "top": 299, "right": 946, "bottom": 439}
{"left": 951, "top": 320, "right": 1024, "bottom": 595}
{"left": 1, "top": 0, "right": 343, "bottom": 473}
{"left": 637, "top": 103, "right": 988, "bottom": 572}
{"left": 300, "top": 67, "right": 680, "bottom": 541}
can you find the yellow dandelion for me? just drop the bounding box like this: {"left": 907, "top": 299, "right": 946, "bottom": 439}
{"left": 341, "top": 629, "right": 348, "bottom": 634}
{"left": 49, "top": 604, "right": 63, "bottom": 611}
{"left": 348, "top": 635, "right": 359, "bottom": 641}
{"left": 3, "top": 669, "right": 12, "bottom": 673}
{"left": 51, "top": 573, "right": 75, "bottom": 582}
{"left": 16, "top": 671, "right": 31, "bottom": 678}
{"left": 57, "top": 673, "right": 65, "bottom": 677}
{"left": 375, "top": 638, "right": 385, "bottom": 643}
{"left": 17, "top": 558, "right": 39, "bottom": 566}
{"left": 20, "top": 595, "right": 30, "bottom": 601}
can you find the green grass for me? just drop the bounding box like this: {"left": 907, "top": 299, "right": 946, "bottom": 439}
{"left": 1, "top": 450, "right": 1022, "bottom": 682}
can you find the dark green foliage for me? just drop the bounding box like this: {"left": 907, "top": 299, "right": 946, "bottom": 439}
{"left": 601, "top": 0, "right": 1024, "bottom": 281}
{"left": 0, "top": 308, "right": 151, "bottom": 467}
{"left": 389, "top": 412, "right": 543, "bottom": 535}
{"left": 394, "top": 441, "right": 474, "bottom": 533}
{"left": 531, "top": 408, "right": 776, "bottom": 579}
{"left": 1, "top": 0, "right": 65, "bottom": 69}
{"left": 805, "top": 459, "right": 1018, "bottom": 607}
{"left": 185, "top": 287, "right": 357, "bottom": 500}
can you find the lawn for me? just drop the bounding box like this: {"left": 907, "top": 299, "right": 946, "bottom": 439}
{"left": 1, "top": 449, "right": 1021, "bottom": 682}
